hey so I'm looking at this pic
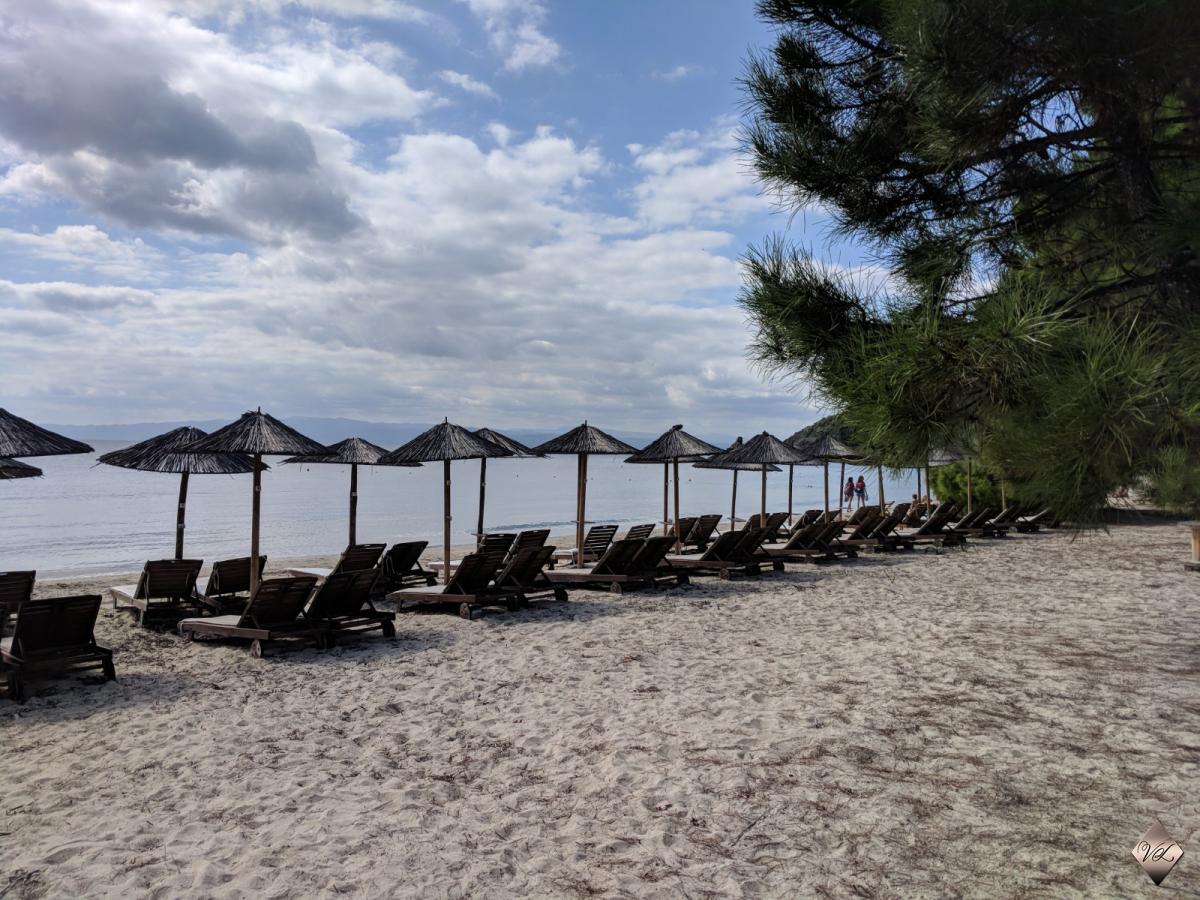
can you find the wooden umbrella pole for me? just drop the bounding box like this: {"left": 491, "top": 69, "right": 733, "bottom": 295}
{"left": 760, "top": 463, "right": 767, "bottom": 527}
{"left": 823, "top": 459, "right": 829, "bottom": 516}
{"left": 662, "top": 462, "right": 669, "bottom": 535}
{"left": 576, "top": 453, "right": 588, "bottom": 565}
{"left": 1001, "top": 478, "right": 1007, "bottom": 509}
{"left": 349, "top": 462, "right": 358, "bottom": 548}
{"left": 925, "top": 460, "right": 932, "bottom": 504}
{"left": 967, "top": 458, "right": 973, "bottom": 514}
{"left": 443, "top": 459, "right": 452, "bottom": 584}
{"left": 672, "top": 457, "right": 681, "bottom": 551}
{"left": 476, "top": 456, "right": 487, "bottom": 550}
{"left": 787, "top": 464, "right": 794, "bottom": 525}
{"left": 175, "top": 470, "right": 189, "bottom": 560}
{"left": 916, "top": 467, "right": 922, "bottom": 506}
{"left": 730, "top": 470, "right": 738, "bottom": 531}
{"left": 877, "top": 465, "right": 885, "bottom": 511}
{"left": 839, "top": 460, "right": 846, "bottom": 512}
{"left": 250, "top": 453, "right": 262, "bottom": 596}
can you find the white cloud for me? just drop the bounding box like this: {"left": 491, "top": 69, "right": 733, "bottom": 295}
{"left": 0, "top": 226, "right": 164, "bottom": 281}
{"left": 628, "top": 125, "right": 768, "bottom": 228}
{"left": 439, "top": 70, "right": 497, "bottom": 99}
{"left": 460, "top": 0, "right": 562, "bottom": 71}
{"left": 654, "top": 64, "right": 702, "bottom": 82}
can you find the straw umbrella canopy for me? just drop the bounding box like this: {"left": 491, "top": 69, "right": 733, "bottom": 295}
{"left": 98, "top": 426, "right": 259, "bottom": 559}
{"left": 0, "top": 457, "right": 42, "bottom": 479}
{"left": 693, "top": 437, "right": 779, "bottom": 531}
{"left": 471, "top": 428, "right": 543, "bottom": 549}
{"left": 709, "top": 431, "right": 812, "bottom": 528}
{"left": 378, "top": 421, "right": 512, "bottom": 582}
{"left": 625, "top": 425, "right": 721, "bottom": 549}
{"left": 0, "top": 407, "right": 93, "bottom": 458}
{"left": 530, "top": 422, "right": 637, "bottom": 563}
{"left": 184, "top": 410, "right": 325, "bottom": 595}
{"left": 283, "top": 438, "right": 416, "bottom": 548}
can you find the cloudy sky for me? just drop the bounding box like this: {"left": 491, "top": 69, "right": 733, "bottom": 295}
{"left": 0, "top": 0, "right": 858, "bottom": 432}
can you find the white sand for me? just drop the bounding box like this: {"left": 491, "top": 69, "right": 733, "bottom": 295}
{"left": 3, "top": 524, "right": 1198, "bottom": 897}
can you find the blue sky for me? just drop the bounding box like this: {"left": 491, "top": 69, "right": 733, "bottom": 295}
{"left": 0, "top": 0, "right": 869, "bottom": 433}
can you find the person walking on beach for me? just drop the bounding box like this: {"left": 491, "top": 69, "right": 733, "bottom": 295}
{"left": 843, "top": 477, "right": 855, "bottom": 513}
{"left": 854, "top": 475, "right": 867, "bottom": 509}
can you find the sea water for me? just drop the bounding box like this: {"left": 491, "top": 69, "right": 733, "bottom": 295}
{"left": 0, "top": 441, "right": 921, "bottom": 576}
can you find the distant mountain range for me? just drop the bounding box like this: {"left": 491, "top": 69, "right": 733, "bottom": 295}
{"left": 43, "top": 416, "right": 696, "bottom": 450}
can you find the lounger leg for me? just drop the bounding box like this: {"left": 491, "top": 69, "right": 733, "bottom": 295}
{"left": 381, "top": 620, "right": 396, "bottom": 638}
{"left": 102, "top": 656, "right": 116, "bottom": 682}
{"left": 459, "top": 602, "right": 475, "bottom": 621}
{"left": 554, "top": 588, "right": 569, "bottom": 602}
{"left": 8, "top": 671, "right": 24, "bottom": 704}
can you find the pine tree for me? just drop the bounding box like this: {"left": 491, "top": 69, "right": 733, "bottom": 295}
{"left": 739, "top": 0, "right": 1200, "bottom": 522}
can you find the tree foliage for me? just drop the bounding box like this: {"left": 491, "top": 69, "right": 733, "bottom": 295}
{"left": 739, "top": 0, "right": 1200, "bottom": 523}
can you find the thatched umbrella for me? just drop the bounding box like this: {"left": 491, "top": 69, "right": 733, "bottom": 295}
{"left": 625, "top": 425, "right": 721, "bottom": 550}
{"left": 98, "top": 426, "right": 260, "bottom": 559}
{"left": 0, "top": 457, "right": 42, "bottom": 479}
{"left": 0, "top": 408, "right": 93, "bottom": 458}
{"left": 531, "top": 422, "right": 637, "bottom": 562}
{"left": 378, "top": 421, "right": 512, "bottom": 582}
{"left": 693, "top": 437, "right": 779, "bottom": 530}
{"left": 471, "top": 428, "right": 543, "bottom": 549}
{"left": 711, "top": 431, "right": 812, "bottom": 528}
{"left": 283, "top": 437, "right": 417, "bottom": 548}
{"left": 788, "top": 420, "right": 862, "bottom": 517}
{"left": 184, "top": 410, "right": 325, "bottom": 595}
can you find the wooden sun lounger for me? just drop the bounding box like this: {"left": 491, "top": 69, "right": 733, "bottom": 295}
{"left": 197, "top": 555, "right": 267, "bottom": 613}
{"left": 547, "top": 539, "right": 655, "bottom": 594}
{"left": 494, "top": 546, "right": 569, "bottom": 605}
{"left": 629, "top": 536, "right": 691, "bottom": 588}
{"left": 665, "top": 530, "right": 762, "bottom": 580}
{"left": 624, "top": 523, "right": 656, "bottom": 541}
{"left": 550, "top": 524, "right": 619, "bottom": 568}
{"left": 388, "top": 552, "right": 514, "bottom": 620}
{"left": 379, "top": 541, "right": 438, "bottom": 589}
{"left": 682, "top": 514, "right": 722, "bottom": 552}
{"left": 111, "top": 558, "right": 203, "bottom": 625}
{"left": 287, "top": 542, "right": 387, "bottom": 581}
{"left": 1016, "top": 508, "right": 1052, "bottom": 532}
{"left": 178, "top": 576, "right": 320, "bottom": 656}
{"left": 877, "top": 504, "right": 958, "bottom": 551}
{"left": 2, "top": 594, "right": 115, "bottom": 703}
{"left": 0, "top": 570, "right": 36, "bottom": 637}
{"left": 307, "top": 569, "right": 395, "bottom": 644}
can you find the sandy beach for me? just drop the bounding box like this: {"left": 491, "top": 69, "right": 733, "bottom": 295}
{"left": 3, "top": 523, "right": 1198, "bottom": 898}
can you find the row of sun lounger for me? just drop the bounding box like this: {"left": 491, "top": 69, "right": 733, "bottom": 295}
{"left": 2, "top": 504, "right": 1055, "bottom": 700}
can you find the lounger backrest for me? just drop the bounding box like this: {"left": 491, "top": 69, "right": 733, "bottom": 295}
{"left": 205, "top": 556, "right": 267, "bottom": 597}
{"left": 308, "top": 569, "right": 378, "bottom": 620}
{"left": 0, "top": 570, "right": 36, "bottom": 637}
{"left": 495, "top": 547, "right": 546, "bottom": 587}
{"left": 870, "top": 512, "right": 903, "bottom": 538}
{"left": 782, "top": 520, "right": 823, "bottom": 549}
{"left": 592, "top": 538, "right": 643, "bottom": 575}
{"left": 9, "top": 594, "right": 101, "bottom": 657}
{"left": 135, "top": 559, "right": 202, "bottom": 600}
{"left": 333, "top": 543, "right": 386, "bottom": 575}
{"left": 698, "top": 529, "right": 744, "bottom": 561}
{"left": 631, "top": 536, "right": 675, "bottom": 573}
{"left": 846, "top": 511, "right": 882, "bottom": 540}
{"left": 240, "top": 576, "right": 317, "bottom": 628}
{"left": 914, "top": 504, "right": 956, "bottom": 535}
{"left": 582, "top": 525, "right": 619, "bottom": 555}
{"left": 890, "top": 502, "right": 911, "bottom": 521}
{"left": 624, "top": 524, "right": 655, "bottom": 541}
{"left": 448, "top": 552, "right": 507, "bottom": 594}
{"left": 510, "top": 530, "right": 550, "bottom": 556}
{"left": 801, "top": 509, "right": 822, "bottom": 525}
{"left": 672, "top": 517, "right": 698, "bottom": 543}
{"left": 687, "top": 514, "right": 722, "bottom": 545}
{"left": 737, "top": 527, "right": 771, "bottom": 559}
{"left": 381, "top": 541, "right": 429, "bottom": 579}
{"left": 846, "top": 506, "right": 870, "bottom": 525}
{"left": 812, "top": 520, "right": 845, "bottom": 548}
{"left": 478, "top": 533, "right": 517, "bottom": 555}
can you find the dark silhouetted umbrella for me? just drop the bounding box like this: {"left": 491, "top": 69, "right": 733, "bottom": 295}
{"left": 531, "top": 422, "right": 637, "bottom": 563}
{"left": 99, "top": 426, "right": 259, "bottom": 559}
{"left": 471, "top": 428, "right": 543, "bottom": 549}
{"left": 626, "top": 425, "right": 721, "bottom": 549}
{"left": 185, "top": 410, "right": 325, "bottom": 594}
{"left": 283, "top": 437, "right": 417, "bottom": 548}
{"left": 0, "top": 408, "right": 93, "bottom": 458}
{"left": 714, "top": 431, "right": 812, "bottom": 527}
{"left": 694, "top": 437, "right": 779, "bottom": 530}
{"left": 379, "top": 421, "right": 512, "bottom": 582}
{"left": 0, "top": 457, "right": 42, "bottom": 479}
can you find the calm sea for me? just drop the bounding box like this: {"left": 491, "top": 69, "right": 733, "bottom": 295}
{"left": 0, "top": 441, "right": 920, "bottom": 577}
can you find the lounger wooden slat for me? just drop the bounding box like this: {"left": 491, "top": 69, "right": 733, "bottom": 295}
{"left": 307, "top": 569, "right": 395, "bottom": 644}
{"left": 111, "top": 559, "right": 204, "bottom": 625}
{"left": 0, "top": 570, "right": 36, "bottom": 638}
{"left": 178, "top": 576, "right": 319, "bottom": 656}
{"left": 378, "top": 541, "right": 438, "bottom": 590}
{"left": 550, "top": 524, "right": 619, "bottom": 568}
{"left": 197, "top": 556, "right": 267, "bottom": 613}
{"left": 388, "top": 552, "right": 512, "bottom": 620}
